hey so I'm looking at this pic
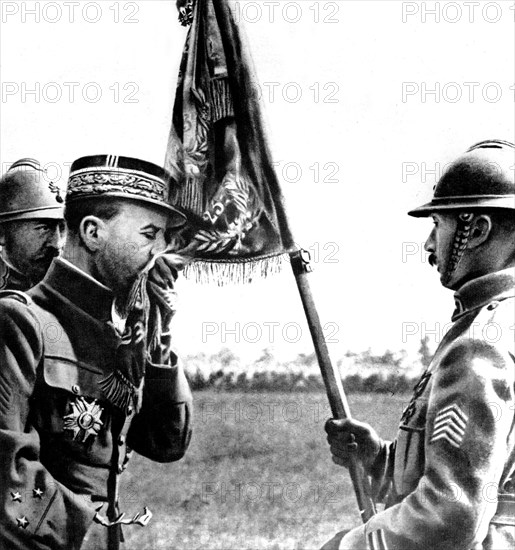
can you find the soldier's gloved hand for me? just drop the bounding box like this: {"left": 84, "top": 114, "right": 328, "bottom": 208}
{"left": 325, "top": 418, "right": 382, "bottom": 471}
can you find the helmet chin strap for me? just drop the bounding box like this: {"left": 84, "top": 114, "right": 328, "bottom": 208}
{"left": 442, "top": 212, "right": 474, "bottom": 286}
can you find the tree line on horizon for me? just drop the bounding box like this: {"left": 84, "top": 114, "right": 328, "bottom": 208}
{"left": 183, "top": 337, "right": 433, "bottom": 393}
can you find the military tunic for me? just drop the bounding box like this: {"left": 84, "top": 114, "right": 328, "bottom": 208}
{"left": 0, "top": 258, "right": 193, "bottom": 549}
{"left": 355, "top": 268, "right": 515, "bottom": 549}
{"left": 327, "top": 268, "right": 515, "bottom": 550}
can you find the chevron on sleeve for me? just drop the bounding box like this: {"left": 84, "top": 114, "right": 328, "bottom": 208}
{"left": 430, "top": 404, "right": 469, "bottom": 449}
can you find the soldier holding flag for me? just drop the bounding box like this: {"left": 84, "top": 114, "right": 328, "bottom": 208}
{"left": 325, "top": 140, "right": 515, "bottom": 550}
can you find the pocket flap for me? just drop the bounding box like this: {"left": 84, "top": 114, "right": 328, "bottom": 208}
{"left": 43, "top": 357, "right": 105, "bottom": 400}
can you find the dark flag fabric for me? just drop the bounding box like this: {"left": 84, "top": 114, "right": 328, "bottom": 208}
{"left": 165, "top": 0, "right": 296, "bottom": 283}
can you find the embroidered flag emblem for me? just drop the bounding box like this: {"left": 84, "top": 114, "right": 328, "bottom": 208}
{"left": 430, "top": 404, "right": 468, "bottom": 449}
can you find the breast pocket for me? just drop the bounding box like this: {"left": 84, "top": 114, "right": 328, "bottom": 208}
{"left": 394, "top": 398, "right": 428, "bottom": 497}
{"left": 33, "top": 356, "right": 108, "bottom": 444}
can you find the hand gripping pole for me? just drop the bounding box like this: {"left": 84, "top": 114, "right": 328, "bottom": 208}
{"left": 290, "top": 249, "right": 387, "bottom": 550}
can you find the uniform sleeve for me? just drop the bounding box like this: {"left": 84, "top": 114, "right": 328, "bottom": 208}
{"left": 369, "top": 440, "right": 396, "bottom": 502}
{"left": 127, "top": 356, "right": 193, "bottom": 463}
{"left": 364, "top": 338, "right": 515, "bottom": 550}
{"left": 0, "top": 299, "right": 96, "bottom": 550}
{"left": 127, "top": 283, "right": 193, "bottom": 462}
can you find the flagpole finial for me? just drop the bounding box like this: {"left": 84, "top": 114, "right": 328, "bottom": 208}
{"left": 177, "top": 0, "right": 194, "bottom": 26}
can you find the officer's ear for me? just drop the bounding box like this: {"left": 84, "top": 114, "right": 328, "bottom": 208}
{"left": 467, "top": 214, "right": 493, "bottom": 249}
{"left": 79, "top": 216, "right": 108, "bottom": 252}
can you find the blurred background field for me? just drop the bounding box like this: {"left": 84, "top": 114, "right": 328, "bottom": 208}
{"left": 182, "top": 340, "right": 431, "bottom": 394}
{"left": 122, "top": 391, "right": 407, "bottom": 550}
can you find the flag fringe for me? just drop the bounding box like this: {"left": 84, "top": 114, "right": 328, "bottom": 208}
{"left": 183, "top": 252, "right": 290, "bottom": 285}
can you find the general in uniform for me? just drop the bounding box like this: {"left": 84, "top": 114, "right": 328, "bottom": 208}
{"left": 325, "top": 140, "right": 515, "bottom": 550}
{"left": 0, "top": 155, "right": 193, "bottom": 549}
{"left": 0, "top": 158, "right": 65, "bottom": 291}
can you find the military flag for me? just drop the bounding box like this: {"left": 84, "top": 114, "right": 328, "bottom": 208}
{"left": 165, "top": 0, "right": 296, "bottom": 283}
{"left": 164, "top": 1, "right": 385, "bottom": 547}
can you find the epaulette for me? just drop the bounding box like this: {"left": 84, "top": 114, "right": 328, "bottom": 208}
{"left": 0, "top": 290, "right": 33, "bottom": 306}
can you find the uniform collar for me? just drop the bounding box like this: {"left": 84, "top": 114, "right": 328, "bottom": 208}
{"left": 0, "top": 254, "right": 32, "bottom": 291}
{"left": 37, "top": 258, "right": 114, "bottom": 323}
{"left": 452, "top": 267, "right": 515, "bottom": 321}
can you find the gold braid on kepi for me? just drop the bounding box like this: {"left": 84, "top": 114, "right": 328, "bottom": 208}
{"left": 66, "top": 155, "right": 187, "bottom": 228}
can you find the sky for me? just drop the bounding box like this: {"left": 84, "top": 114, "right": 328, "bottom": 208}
{"left": 1, "top": 0, "right": 514, "bottom": 364}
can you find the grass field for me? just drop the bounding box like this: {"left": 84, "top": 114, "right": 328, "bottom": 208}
{"left": 121, "top": 391, "right": 408, "bottom": 550}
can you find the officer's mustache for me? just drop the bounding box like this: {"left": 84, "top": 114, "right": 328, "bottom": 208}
{"left": 428, "top": 253, "right": 437, "bottom": 267}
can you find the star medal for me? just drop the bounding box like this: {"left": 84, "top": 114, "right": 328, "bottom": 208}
{"left": 64, "top": 397, "right": 104, "bottom": 442}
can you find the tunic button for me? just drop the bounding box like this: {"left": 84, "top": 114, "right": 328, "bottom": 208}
{"left": 127, "top": 406, "right": 133, "bottom": 415}
{"left": 72, "top": 385, "right": 80, "bottom": 394}
{"left": 118, "top": 435, "right": 126, "bottom": 446}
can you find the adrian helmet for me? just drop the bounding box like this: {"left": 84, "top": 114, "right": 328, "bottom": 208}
{"left": 408, "top": 140, "right": 515, "bottom": 217}
{"left": 0, "top": 158, "right": 64, "bottom": 223}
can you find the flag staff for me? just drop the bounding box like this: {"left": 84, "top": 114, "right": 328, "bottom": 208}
{"left": 290, "top": 250, "right": 387, "bottom": 550}
{"left": 169, "top": 2, "right": 387, "bottom": 546}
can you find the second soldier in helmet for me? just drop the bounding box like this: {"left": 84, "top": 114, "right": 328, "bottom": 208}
{"left": 0, "top": 159, "right": 66, "bottom": 291}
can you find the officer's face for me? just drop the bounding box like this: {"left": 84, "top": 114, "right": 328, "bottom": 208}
{"left": 0, "top": 218, "right": 66, "bottom": 283}
{"left": 424, "top": 213, "right": 459, "bottom": 288}
{"left": 96, "top": 202, "right": 168, "bottom": 302}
